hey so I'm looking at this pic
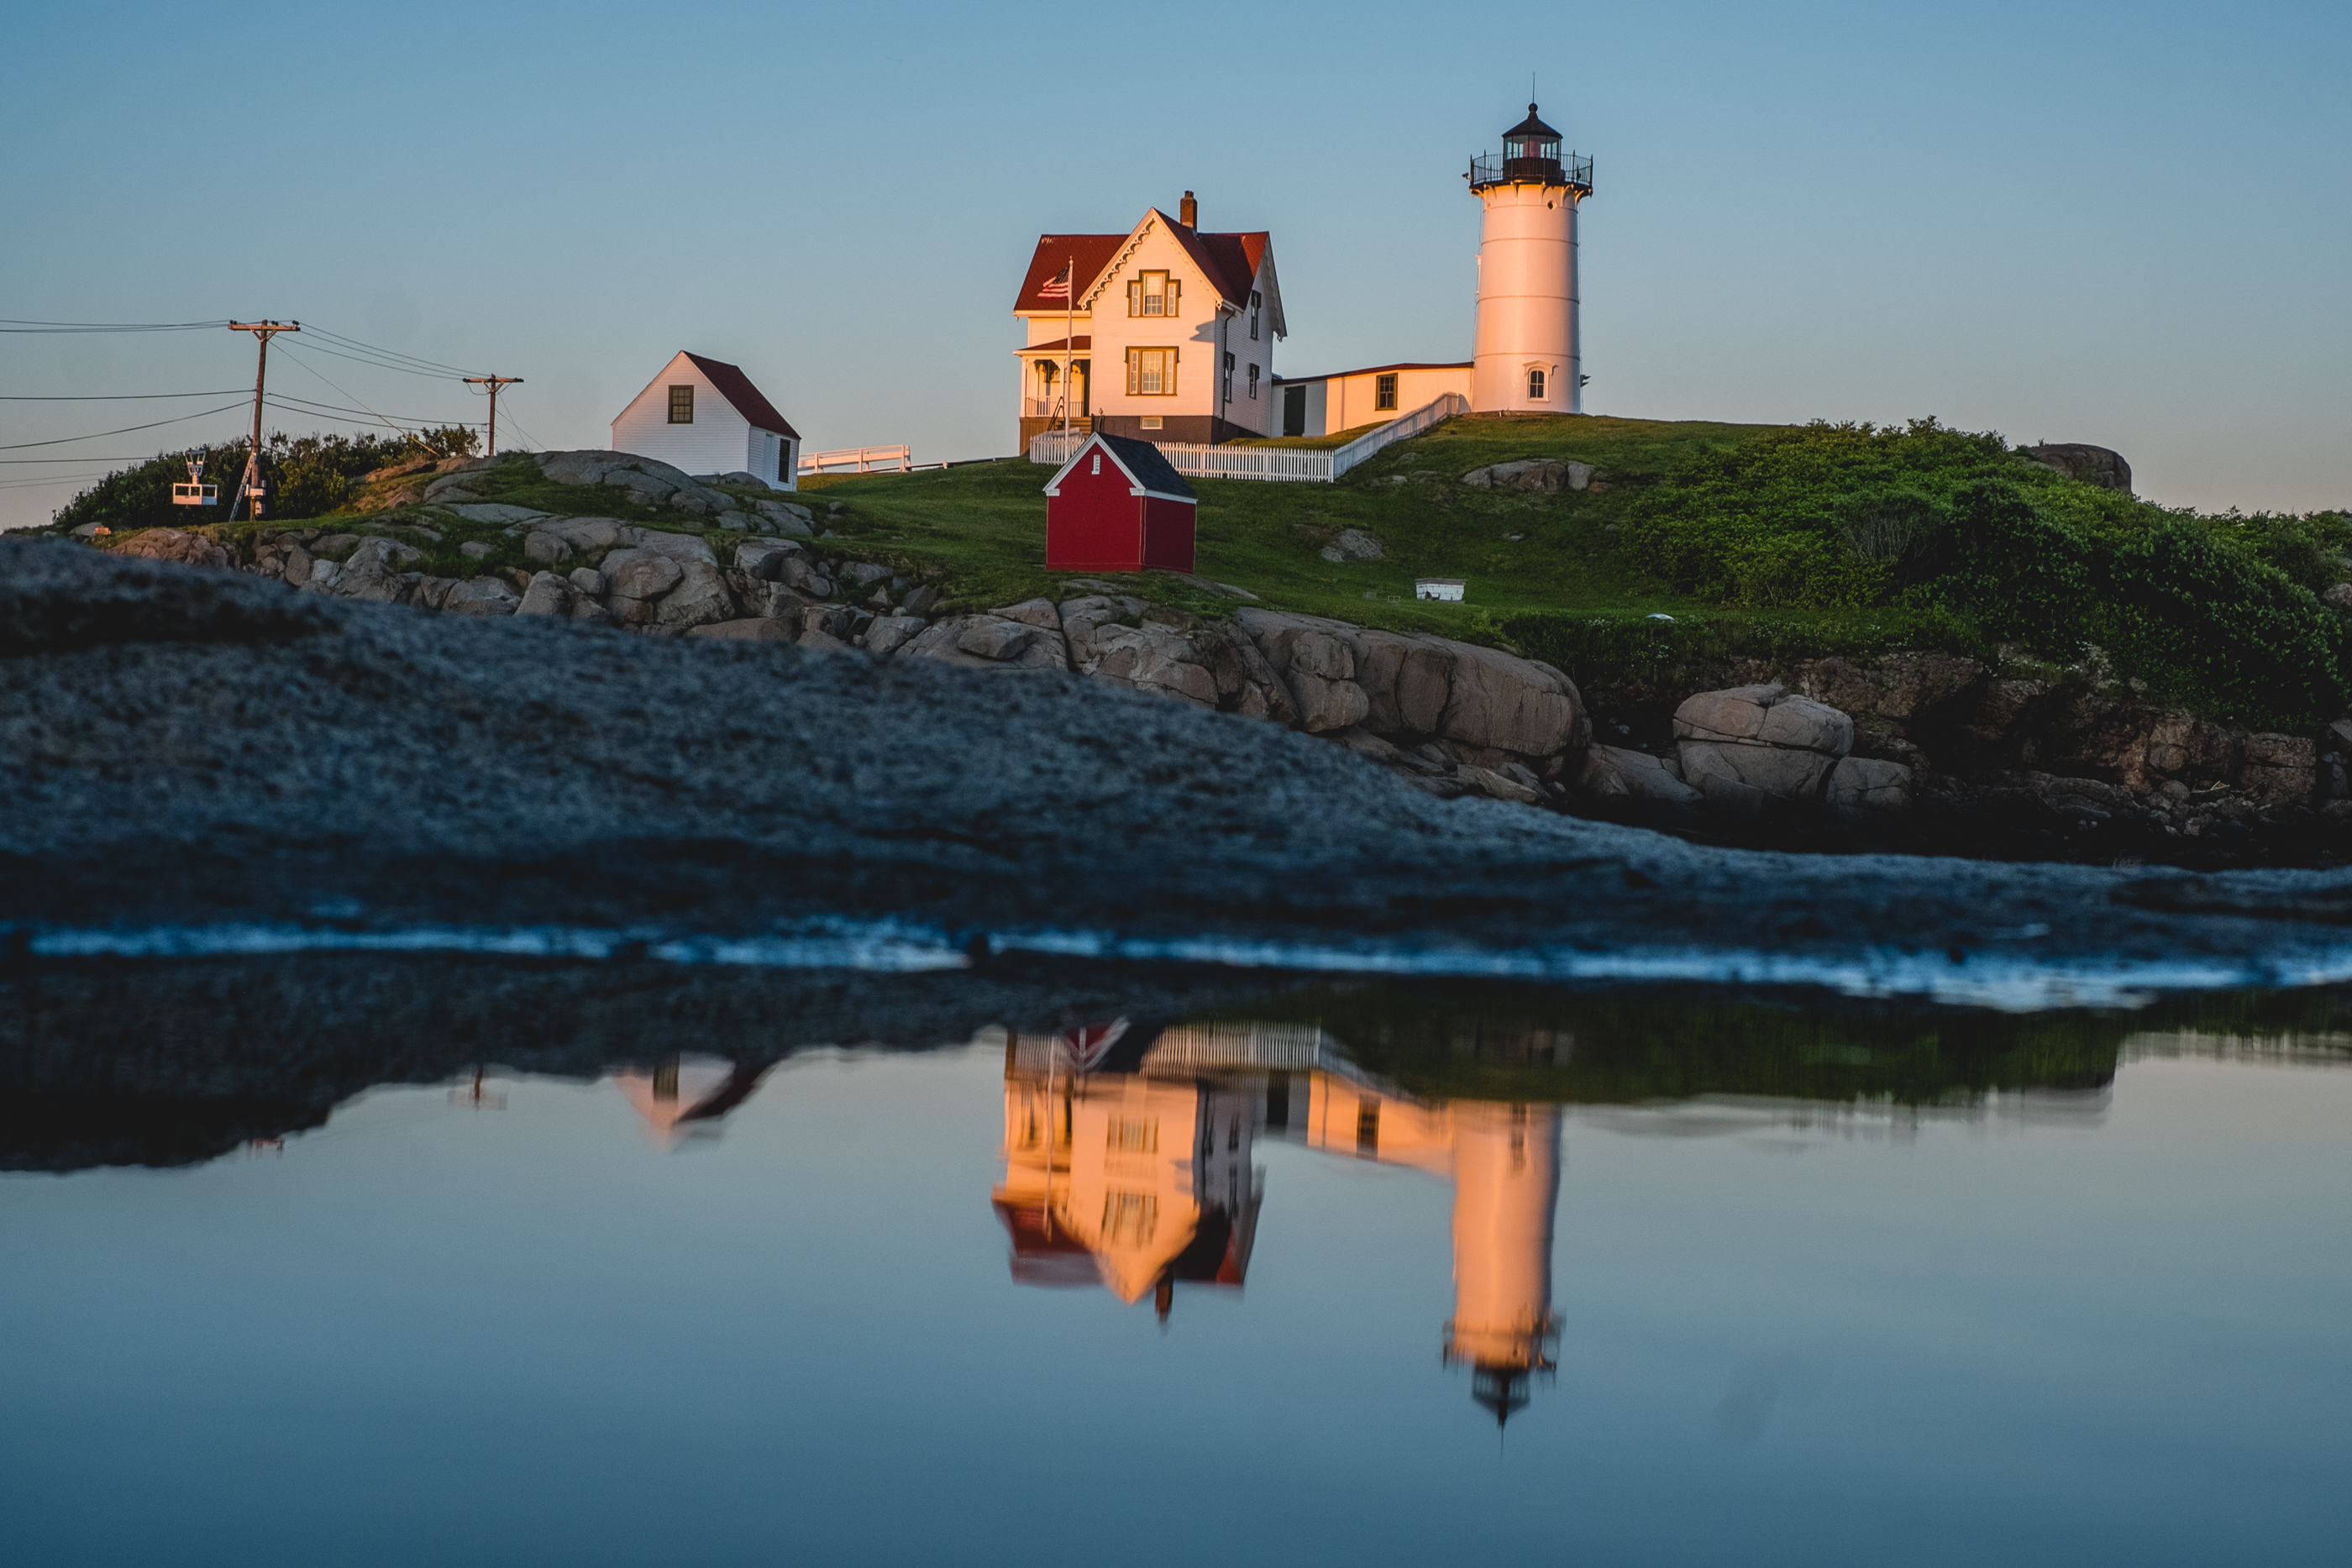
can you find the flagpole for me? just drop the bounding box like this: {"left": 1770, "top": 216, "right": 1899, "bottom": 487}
{"left": 1063, "top": 253, "right": 1074, "bottom": 439}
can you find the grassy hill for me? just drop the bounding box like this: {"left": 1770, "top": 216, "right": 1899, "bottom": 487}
{"left": 47, "top": 409, "right": 2352, "bottom": 731}
{"left": 804, "top": 413, "right": 1775, "bottom": 631}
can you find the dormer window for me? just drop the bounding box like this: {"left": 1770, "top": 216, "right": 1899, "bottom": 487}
{"left": 1127, "top": 270, "right": 1178, "bottom": 317}
{"left": 1250, "top": 290, "right": 1262, "bottom": 341}
{"left": 668, "top": 385, "right": 694, "bottom": 423}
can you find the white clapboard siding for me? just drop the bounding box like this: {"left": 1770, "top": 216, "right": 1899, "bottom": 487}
{"left": 612, "top": 354, "right": 753, "bottom": 475}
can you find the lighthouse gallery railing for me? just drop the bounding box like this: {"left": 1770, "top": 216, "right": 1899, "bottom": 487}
{"left": 1026, "top": 392, "right": 1468, "bottom": 484}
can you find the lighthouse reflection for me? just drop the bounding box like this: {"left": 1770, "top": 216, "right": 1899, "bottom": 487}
{"left": 990, "top": 1020, "right": 1561, "bottom": 1428}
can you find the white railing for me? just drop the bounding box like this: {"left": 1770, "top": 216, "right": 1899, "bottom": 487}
{"left": 1024, "top": 392, "right": 1468, "bottom": 484}
{"left": 1329, "top": 391, "right": 1469, "bottom": 477}
{"left": 800, "top": 443, "right": 912, "bottom": 475}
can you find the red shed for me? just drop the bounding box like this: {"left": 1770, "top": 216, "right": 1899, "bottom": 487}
{"left": 1043, "top": 432, "right": 1198, "bottom": 574}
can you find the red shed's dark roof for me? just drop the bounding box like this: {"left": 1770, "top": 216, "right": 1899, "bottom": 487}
{"left": 680, "top": 352, "right": 799, "bottom": 440}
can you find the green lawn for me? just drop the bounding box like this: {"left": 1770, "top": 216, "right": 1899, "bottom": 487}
{"left": 802, "top": 412, "right": 1786, "bottom": 632}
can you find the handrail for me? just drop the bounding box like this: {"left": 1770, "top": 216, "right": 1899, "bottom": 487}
{"left": 1026, "top": 391, "right": 1469, "bottom": 485}
{"left": 1329, "top": 392, "right": 1469, "bottom": 478}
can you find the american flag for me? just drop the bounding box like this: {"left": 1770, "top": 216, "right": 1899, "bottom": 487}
{"left": 1037, "top": 262, "right": 1072, "bottom": 301}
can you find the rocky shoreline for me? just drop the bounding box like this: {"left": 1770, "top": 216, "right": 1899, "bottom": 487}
{"left": 81, "top": 447, "right": 2352, "bottom": 871}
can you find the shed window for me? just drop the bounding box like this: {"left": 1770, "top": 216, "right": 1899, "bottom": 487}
{"left": 1090, "top": 454, "right": 1101, "bottom": 475}
{"left": 1127, "top": 270, "right": 1178, "bottom": 317}
{"left": 1527, "top": 367, "right": 1546, "bottom": 401}
{"left": 1127, "top": 347, "right": 1177, "bottom": 396}
{"left": 668, "top": 385, "right": 694, "bottom": 423}
{"left": 1375, "top": 373, "right": 1399, "bottom": 412}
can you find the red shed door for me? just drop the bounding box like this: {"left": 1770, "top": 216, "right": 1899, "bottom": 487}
{"left": 1046, "top": 448, "right": 1145, "bottom": 571}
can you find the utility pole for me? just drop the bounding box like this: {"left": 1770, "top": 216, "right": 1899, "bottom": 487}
{"left": 225, "top": 321, "right": 298, "bottom": 521}
{"left": 462, "top": 375, "right": 524, "bottom": 456}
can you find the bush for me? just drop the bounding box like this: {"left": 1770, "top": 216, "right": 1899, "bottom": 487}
{"left": 51, "top": 427, "right": 475, "bottom": 532}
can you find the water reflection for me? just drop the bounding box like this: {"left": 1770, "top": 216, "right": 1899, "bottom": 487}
{"left": 991, "top": 1020, "right": 1562, "bottom": 1424}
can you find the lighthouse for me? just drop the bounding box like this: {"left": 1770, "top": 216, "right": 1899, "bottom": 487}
{"left": 1442, "top": 1102, "right": 1563, "bottom": 1429}
{"left": 1469, "top": 103, "right": 1593, "bottom": 416}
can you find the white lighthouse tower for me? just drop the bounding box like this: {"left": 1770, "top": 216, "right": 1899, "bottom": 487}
{"left": 1469, "top": 104, "right": 1593, "bottom": 416}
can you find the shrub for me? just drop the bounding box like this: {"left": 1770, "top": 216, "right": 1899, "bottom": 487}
{"left": 51, "top": 427, "right": 473, "bottom": 532}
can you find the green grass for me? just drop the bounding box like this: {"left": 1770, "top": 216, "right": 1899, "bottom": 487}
{"left": 798, "top": 413, "right": 1785, "bottom": 631}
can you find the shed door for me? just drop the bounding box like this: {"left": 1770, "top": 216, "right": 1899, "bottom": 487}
{"left": 1283, "top": 385, "right": 1306, "bottom": 438}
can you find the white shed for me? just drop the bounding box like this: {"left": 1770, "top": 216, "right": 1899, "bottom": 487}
{"left": 611, "top": 351, "right": 801, "bottom": 490}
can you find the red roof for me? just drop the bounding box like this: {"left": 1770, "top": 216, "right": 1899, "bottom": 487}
{"left": 1013, "top": 218, "right": 1270, "bottom": 312}
{"left": 680, "top": 352, "right": 799, "bottom": 440}
{"left": 1017, "top": 336, "right": 1092, "bottom": 354}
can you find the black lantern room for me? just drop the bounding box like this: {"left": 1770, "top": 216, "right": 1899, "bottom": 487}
{"left": 1468, "top": 102, "right": 1594, "bottom": 194}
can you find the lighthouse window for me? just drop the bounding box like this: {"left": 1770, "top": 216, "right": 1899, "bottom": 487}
{"left": 1375, "top": 373, "right": 1399, "bottom": 412}
{"left": 1127, "top": 271, "right": 1177, "bottom": 317}
{"left": 1528, "top": 367, "right": 1547, "bottom": 401}
{"left": 1127, "top": 347, "right": 1177, "bottom": 396}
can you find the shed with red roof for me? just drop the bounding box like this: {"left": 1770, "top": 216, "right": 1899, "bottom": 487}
{"left": 1042, "top": 431, "right": 1197, "bottom": 574}
{"left": 611, "top": 350, "right": 801, "bottom": 490}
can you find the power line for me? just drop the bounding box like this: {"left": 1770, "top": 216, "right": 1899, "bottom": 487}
{"left": 0, "top": 456, "right": 184, "bottom": 464}
{"left": 267, "top": 391, "right": 484, "bottom": 426}
{"left": 273, "top": 341, "right": 442, "bottom": 447}
{"left": 0, "top": 402, "right": 249, "bottom": 450}
{"left": 304, "top": 326, "right": 481, "bottom": 378}
{"left": 0, "top": 317, "right": 230, "bottom": 333}
{"left": 280, "top": 336, "right": 486, "bottom": 381}
{"left": 0, "top": 390, "right": 245, "bottom": 401}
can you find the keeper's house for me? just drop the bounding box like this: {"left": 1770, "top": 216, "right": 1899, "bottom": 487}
{"left": 1013, "top": 192, "right": 1285, "bottom": 453}
{"left": 1043, "top": 431, "right": 1197, "bottom": 574}
{"left": 612, "top": 350, "right": 801, "bottom": 489}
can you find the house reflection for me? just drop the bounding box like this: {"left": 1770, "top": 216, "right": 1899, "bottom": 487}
{"left": 991, "top": 1020, "right": 1562, "bottom": 1427}
{"left": 614, "top": 1054, "right": 774, "bottom": 1151}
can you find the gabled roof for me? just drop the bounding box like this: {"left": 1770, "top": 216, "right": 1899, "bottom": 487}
{"left": 678, "top": 352, "right": 800, "bottom": 440}
{"left": 1014, "top": 216, "right": 1276, "bottom": 323}
{"left": 1273, "top": 360, "right": 1473, "bottom": 385}
{"left": 1043, "top": 431, "right": 1198, "bottom": 505}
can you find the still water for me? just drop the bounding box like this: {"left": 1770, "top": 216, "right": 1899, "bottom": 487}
{"left": 3, "top": 972, "right": 2349, "bottom": 1565}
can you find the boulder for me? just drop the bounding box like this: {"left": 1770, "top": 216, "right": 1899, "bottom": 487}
{"left": 441, "top": 576, "right": 520, "bottom": 616}
{"left": 1459, "top": 459, "right": 1592, "bottom": 492}
{"left": 2023, "top": 443, "right": 2132, "bottom": 492}
{"left": 513, "top": 571, "right": 608, "bottom": 621}
{"left": 317, "top": 538, "right": 423, "bottom": 605}
{"left": 523, "top": 532, "right": 573, "bottom": 566}
{"left": 651, "top": 561, "right": 738, "bottom": 632}
{"left": 529, "top": 517, "right": 634, "bottom": 559}
{"left": 601, "top": 549, "right": 684, "bottom": 622}
{"left": 1672, "top": 683, "right": 1854, "bottom": 805}
{"left": 990, "top": 596, "right": 1062, "bottom": 631}
{"left": 2325, "top": 585, "right": 2352, "bottom": 610}
{"left": 2240, "top": 732, "right": 2317, "bottom": 806}
{"left": 1434, "top": 642, "right": 1583, "bottom": 759}
{"left": 714, "top": 511, "right": 753, "bottom": 532}
{"left": 113, "top": 529, "right": 229, "bottom": 570}
{"left": 717, "top": 471, "right": 765, "bottom": 488}
{"left": 459, "top": 542, "right": 493, "bottom": 560}
{"left": 686, "top": 616, "right": 798, "bottom": 642}
{"left": 1825, "top": 757, "right": 1914, "bottom": 820}
{"left": 567, "top": 566, "right": 606, "bottom": 596}
{"left": 862, "top": 615, "right": 928, "bottom": 657}
{"left": 900, "top": 585, "right": 940, "bottom": 616}
{"left": 444, "top": 503, "right": 549, "bottom": 526}
{"left": 627, "top": 530, "right": 717, "bottom": 567}
{"left": 1319, "top": 528, "right": 1385, "bottom": 563}
{"left": 899, "top": 613, "right": 1069, "bottom": 673}
{"left": 1578, "top": 745, "right": 1703, "bottom": 810}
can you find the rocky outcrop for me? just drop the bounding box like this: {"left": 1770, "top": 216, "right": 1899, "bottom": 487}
{"left": 2024, "top": 443, "right": 2132, "bottom": 493}
{"left": 110, "top": 527, "right": 230, "bottom": 569}
{"left": 1673, "top": 684, "right": 1856, "bottom": 816}
{"left": 1461, "top": 459, "right": 1593, "bottom": 492}
{"left": 1578, "top": 744, "right": 1703, "bottom": 811}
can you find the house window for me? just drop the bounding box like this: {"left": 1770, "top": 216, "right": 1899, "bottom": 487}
{"left": 1250, "top": 290, "right": 1262, "bottom": 341}
{"left": 1139, "top": 416, "right": 1163, "bottom": 430}
{"left": 1247, "top": 363, "right": 1260, "bottom": 400}
{"left": 667, "top": 385, "right": 693, "bottom": 423}
{"left": 1356, "top": 1098, "right": 1381, "bottom": 1156}
{"left": 1528, "top": 367, "right": 1546, "bottom": 401}
{"left": 1108, "top": 1119, "right": 1158, "bottom": 1153}
{"left": 1222, "top": 350, "right": 1235, "bottom": 403}
{"left": 1102, "top": 1192, "right": 1158, "bottom": 1246}
{"left": 1127, "top": 270, "right": 1178, "bottom": 317}
{"left": 1375, "top": 373, "right": 1399, "bottom": 412}
{"left": 1127, "top": 347, "right": 1177, "bottom": 396}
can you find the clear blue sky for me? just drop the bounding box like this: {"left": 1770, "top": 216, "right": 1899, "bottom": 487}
{"left": 3, "top": 0, "right": 2345, "bottom": 527}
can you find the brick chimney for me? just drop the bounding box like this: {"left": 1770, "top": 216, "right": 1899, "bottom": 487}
{"left": 1179, "top": 191, "right": 1197, "bottom": 228}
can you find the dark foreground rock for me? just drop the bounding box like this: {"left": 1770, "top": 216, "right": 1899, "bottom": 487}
{"left": 9, "top": 539, "right": 2352, "bottom": 998}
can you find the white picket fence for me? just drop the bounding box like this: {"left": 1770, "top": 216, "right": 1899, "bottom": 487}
{"left": 1026, "top": 392, "right": 1468, "bottom": 484}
